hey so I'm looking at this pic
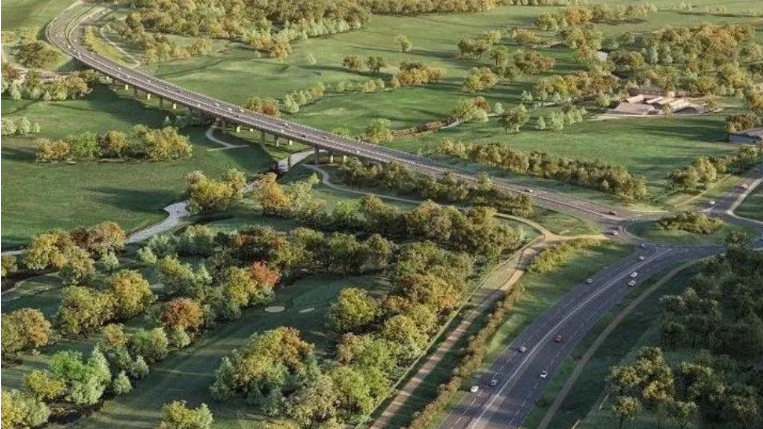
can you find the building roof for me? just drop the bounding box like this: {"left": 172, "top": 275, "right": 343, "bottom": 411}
{"left": 626, "top": 94, "right": 645, "bottom": 103}
{"left": 645, "top": 96, "right": 664, "bottom": 104}
{"left": 611, "top": 102, "right": 656, "bottom": 115}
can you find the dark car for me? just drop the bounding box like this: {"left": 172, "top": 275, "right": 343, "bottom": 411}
{"left": 554, "top": 334, "right": 563, "bottom": 343}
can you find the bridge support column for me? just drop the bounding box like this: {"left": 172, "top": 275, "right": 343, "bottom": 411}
{"left": 235, "top": 125, "right": 241, "bottom": 133}
{"left": 172, "top": 102, "right": 177, "bottom": 110}
{"left": 249, "top": 127, "right": 254, "bottom": 132}
{"left": 314, "top": 146, "right": 320, "bottom": 164}
{"left": 342, "top": 154, "right": 347, "bottom": 164}
{"left": 329, "top": 152, "right": 334, "bottom": 164}
{"left": 104, "top": 76, "right": 112, "bottom": 84}
{"left": 260, "top": 131, "right": 266, "bottom": 144}
{"left": 133, "top": 87, "right": 138, "bottom": 97}
{"left": 124, "top": 84, "right": 129, "bottom": 91}
{"left": 288, "top": 139, "right": 293, "bottom": 146}
{"left": 220, "top": 119, "right": 226, "bottom": 133}
{"left": 159, "top": 97, "right": 163, "bottom": 107}
{"left": 146, "top": 93, "right": 151, "bottom": 100}
{"left": 287, "top": 154, "right": 293, "bottom": 169}
{"left": 274, "top": 137, "right": 280, "bottom": 147}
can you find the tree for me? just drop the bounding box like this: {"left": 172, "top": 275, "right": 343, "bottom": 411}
{"left": 49, "top": 348, "right": 111, "bottom": 406}
{"left": 57, "top": 286, "right": 114, "bottom": 336}
{"left": 366, "top": 55, "right": 387, "bottom": 74}
{"left": 26, "top": 370, "right": 64, "bottom": 401}
{"left": 329, "top": 288, "right": 379, "bottom": 333}
{"left": 1, "top": 389, "right": 50, "bottom": 428}
{"left": 16, "top": 41, "right": 61, "bottom": 69}
{"left": 59, "top": 246, "right": 95, "bottom": 285}
{"left": 253, "top": 173, "right": 290, "bottom": 216}
{"left": 394, "top": 34, "right": 412, "bottom": 52}
{"left": 612, "top": 396, "right": 640, "bottom": 429}
{"left": 98, "top": 251, "right": 120, "bottom": 272}
{"left": 670, "top": 400, "right": 698, "bottom": 429}
{"left": 160, "top": 401, "right": 213, "bottom": 429}
{"left": 462, "top": 67, "right": 498, "bottom": 92}
{"left": 110, "top": 269, "right": 155, "bottom": 320}
{"left": 381, "top": 314, "right": 428, "bottom": 362}
{"left": 99, "top": 130, "right": 131, "bottom": 158}
{"left": 23, "top": 229, "right": 75, "bottom": 270}
{"left": 499, "top": 106, "right": 529, "bottom": 133}
{"left": 112, "top": 371, "right": 133, "bottom": 395}
{"left": 186, "top": 169, "right": 247, "bottom": 213}
{"left": 489, "top": 46, "right": 510, "bottom": 67}
{"left": 342, "top": 55, "right": 363, "bottom": 72}
{"left": 364, "top": 118, "right": 393, "bottom": 144}
{"left": 1, "top": 308, "right": 52, "bottom": 357}
{"left": 161, "top": 298, "right": 205, "bottom": 333}
{"left": 288, "top": 374, "right": 339, "bottom": 427}
{"left": 129, "top": 328, "right": 170, "bottom": 363}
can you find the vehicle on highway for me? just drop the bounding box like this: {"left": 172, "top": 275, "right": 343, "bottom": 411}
{"left": 489, "top": 379, "right": 498, "bottom": 387}
{"left": 525, "top": 188, "right": 534, "bottom": 193}
{"left": 470, "top": 385, "right": 479, "bottom": 393}
{"left": 611, "top": 230, "right": 620, "bottom": 236}
{"left": 640, "top": 243, "right": 648, "bottom": 248}
{"left": 630, "top": 272, "right": 639, "bottom": 278}
{"left": 586, "top": 278, "right": 593, "bottom": 284}
{"left": 518, "top": 346, "right": 527, "bottom": 353}
{"left": 554, "top": 334, "right": 563, "bottom": 343}
{"left": 638, "top": 256, "right": 646, "bottom": 261}
{"left": 709, "top": 200, "right": 716, "bottom": 205}
{"left": 627, "top": 280, "right": 637, "bottom": 287}
{"left": 607, "top": 210, "right": 617, "bottom": 216}
{"left": 540, "top": 370, "right": 548, "bottom": 379}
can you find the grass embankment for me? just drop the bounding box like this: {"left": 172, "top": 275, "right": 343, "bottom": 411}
{"left": 523, "top": 265, "right": 700, "bottom": 429}
{"left": 735, "top": 182, "right": 763, "bottom": 222}
{"left": 1, "top": 86, "right": 273, "bottom": 249}
{"left": 627, "top": 219, "right": 753, "bottom": 247}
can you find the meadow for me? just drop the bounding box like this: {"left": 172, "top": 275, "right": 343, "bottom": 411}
{"left": 736, "top": 183, "right": 763, "bottom": 222}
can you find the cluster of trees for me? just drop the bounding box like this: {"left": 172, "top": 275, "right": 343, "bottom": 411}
{"left": 726, "top": 112, "right": 760, "bottom": 133}
{"left": 462, "top": 67, "right": 499, "bottom": 92}
{"left": 14, "top": 40, "right": 61, "bottom": 69}
{"left": 185, "top": 168, "right": 247, "bottom": 213}
{"left": 211, "top": 239, "right": 476, "bottom": 425}
{"left": 436, "top": 139, "right": 648, "bottom": 200}
{"left": 457, "top": 30, "right": 502, "bottom": 59}
{"left": 390, "top": 62, "right": 445, "bottom": 88}
{"left": 498, "top": 105, "right": 529, "bottom": 133}
{"left": 244, "top": 96, "right": 281, "bottom": 116}
{"left": 328, "top": 78, "right": 387, "bottom": 94}
{"left": 604, "top": 23, "right": 761, "bottom": 95}
{"left": 368, "top": 0, "right": 499, "bottom": 15}
{"left": 450, "top": 96, "right": 493, "bottom": 123}
{"left": 607, "top": 239, "right": 763, "bottom": 428}
{"left": 2, "top": 67, "right": 94, "bottom": 101}
{"left": 528, "top": 238, "right": 598, "bottom": 274}
{"left": 342, "top": 55, "right": 388, "bottom": 74}
{"left": 93, "top": 24, "right": 213, "bottom": 64}
{"left": 535, "top": 3, "right": 657, "bottom": 31}
{"left": 336, "top": 158, "right": 534, "bottom": 216}
{"left": 1, "top": 116, "right": 41, "bottom": 136}
{"left": 656, "top": 212, "right": 723, "bottom": 235}
{"left": 253, "top": 172, "right": 523, "bottom": 259}
{"left": 535, "top": 105, "right": 588, "bottom": 131}
{"left": 282, "top": 82, "right": 326, "bottom": 113}
{"left": 2, "top": 308, "right": 51, "bottom": 360}
{"left": 513, "top": 49, "right": 556, "bottom": 74}
{"left": 123, "top": 0, "right": 369, "bottom": 60}
{"left": 667, "top": 143, "right": 763, "bottom": 191}
{"left": 160, "top": 400, "right": 213, "bottom": 429}
{"left": 364, "top": 118, "right": 393, "bottom": 143}
{"left": 35, "top": 126, "right": 193, "bottom": 163}
{"left": 532, "top": 70, "right": 619, "bottom": 102}
{"left": 21, "top": 221, "right": 127, "bottom": 285}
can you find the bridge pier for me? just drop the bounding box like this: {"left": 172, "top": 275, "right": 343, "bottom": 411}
{"left": 314, "top": 146, "right": 320, "bottom": 164}
{"left": 235, "top": 125, "right": 241, "bottom": 133}
{"left": 342, "top": 154, "right": 347, "bottom": 163}
{"left": 288, "top": 139, "right": 293, "bottom": 146}
{"left": 133, "top": 87, "right": 138, "bottom": 97}
{"left": 220, "top": 119, "right": 226, "bottom": 132}
{"left": 260, "top": 131, "right": 266, "bottom": 145}
{"left": 287, "top": 154, "right": 293, "bottom": 169}
{"left": 146, "top": 93, "right": 151, "bottom": 100}
{"left": 159, "top": 97, "right": 163, "bottom": 107}
{"left": 274, "top": 137, "right": 280, "bottom": 147}
{"left": 329, "top": 152, "right": 334, "bottom": 164}
{"left": 124, "top": 83, "right": 129, "bottom": 91}
{"left": 172, "top": 102, "right": 177, "bottom": 110}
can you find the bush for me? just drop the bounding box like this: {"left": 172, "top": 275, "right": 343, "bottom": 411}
{"left": 656, "top": 212, "right": 723, "bottom": 235}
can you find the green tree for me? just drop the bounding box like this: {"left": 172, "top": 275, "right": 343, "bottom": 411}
{"left": 366, "top": 55, "right": 387, "bottom": 74}
{"left": 110, "top": 269, "right": 156, "bottom": 320}
{"left": 670, "top": 400, "right": 698, "bottom": 429}
{"left": 57, "top": 286, "right": 114, "bottom": 336}
{"left": 612, "top": 396, "right": 640, "bottom": 429}
{"left": 160, "top": 401, "right": 214, "bottom": 429}
{"left": 394, "top": 34, "right": 412, "bottom": 52}
{"left": 112, "top": 371, "right": 133, "bottom": 395}
{"left": 499, "top": 106, "right": 530, "bottom": 133}
{"left": 364, "top": 118, "right": 393, "bottom": 144}
{"left": 1, "top": 389, "right": 50, "bottom": 428}
{"left": 329, "top": 288, "right": 379, "bottom": 333}
{"left": 1, "top": 308, "right": 52, "bottom": 357}
{"left": 342, "top": 55, "right": 363, "bottom": 72}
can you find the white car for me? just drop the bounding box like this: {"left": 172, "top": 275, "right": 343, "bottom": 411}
{"left": 611, "top": 230, "right": 620, "bottom": 236}
{"left": 540, "top": 370, "right": 548, "bottom": 379}
{"left": 640, "top": 243, "right": 648, "bottom": 249}
{"left": 470, "top": 385, "right": 479, "bottom": 393}
{"left": 708, "top": 200, "right": 716, "bottom": 206}
{"left": 519, "top": 346, "right": 528, "bottom": 353}
{"left": 627, "top": 280, "right": 637, "bottom": 287}
{"left": 630, "top": 272, "right": 638, "bottom": 278}
{"left": 525, "top": 188, "right": 534, "bottom": 193}
{"left": 489, "top": 379, "right": 498, "bottom": 387}
{"left": 638, "top": 256, "right": 645, "bottom": 261}
{"left": 586, "top": 278, "right": 594, "bottom": 284}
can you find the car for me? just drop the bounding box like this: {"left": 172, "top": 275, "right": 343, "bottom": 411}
{"left": 741, "top": 184, "right": 748, "bottom": 189}
{"left": 627, "top": 280, "right": 637, "bottom": 287}
{"left": 489, "top": 379, "right": 499, "bottom": 387}
{"left": 525, "top": 188, "right": 534, "bottom": 193}
{"left": 470, "top": 385, "right": 479, "bottom": 393}
{"left": 708, "top": 200, "right": 716, "bottom": 206}
{"left": 630, "top": 272, "right": 638, "bottom": 278}
{"left": 554, "top": 334, "right": 563, "bottom": 343}
{"left": 611, "top": 231, "right": 620, "bottom": 236}
{"left": 638, "top": 256, "right": 645, "bottom": 261}
{"left": 540, "top": 370, "right": 548, "bottom": 379}
{"left": 607, "top": 210, "right": 617, "bottom": 216}
{"left": 519, "top": 346, "right": 528, "bottom": 353}
{"left": 640, "top": 243, "right": 648, "bottom": 249}
{"left": 586, "top": 278, "right": 594, "bottom": 284}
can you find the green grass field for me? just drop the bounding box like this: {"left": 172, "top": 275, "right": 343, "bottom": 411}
{"left": 523, "top": 265, "right": 699, "bottom": 429}
{"left": 1, "top": 86, "right": 274, "bottom": 249}
{"left": 626, "top": 219, "right": 755, "bottom": 247}
{"left": 736, "top": 182, "right": 763, "bottom": 222}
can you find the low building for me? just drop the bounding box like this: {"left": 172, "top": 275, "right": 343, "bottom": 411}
{"left": 610, "top": 102, "right": 656, "bottom": 115}
{"left": 626, "top": 94, "right": 645, "bottom": 104}
{"left": 729, "top": 128, "right": 763, "bottom": 144}
{"left": 674, "top": 104, "right": 706, "bottom": 114}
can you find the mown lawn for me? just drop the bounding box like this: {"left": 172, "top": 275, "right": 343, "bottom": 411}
{"left": 1, "top": 86, "right": 273, "bottom": 249}
{"left": 736, "top": 182, "right": 763, "bottom": 222}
